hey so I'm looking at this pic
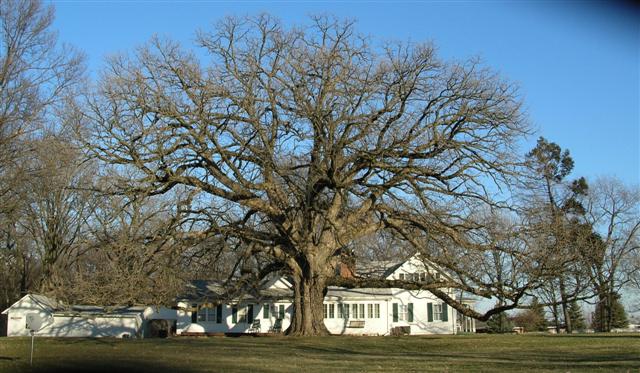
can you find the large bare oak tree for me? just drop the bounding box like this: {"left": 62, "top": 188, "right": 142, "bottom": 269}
{"left": 84, "top": 15, "right": 530, "bottom": 335}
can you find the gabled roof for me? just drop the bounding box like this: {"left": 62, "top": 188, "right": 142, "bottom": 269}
{"left": 1, "top": 294, "right": 60, "bottom": 314}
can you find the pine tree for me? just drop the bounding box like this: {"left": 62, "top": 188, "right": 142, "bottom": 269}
{"left": 592, "top": 293, "right": 629, "bottom": 331}
{"left": 568, "top": 300, "right": 586, "bottom": 331}
{"left": 487, "top": 312, "right": 514, "bottom": 333}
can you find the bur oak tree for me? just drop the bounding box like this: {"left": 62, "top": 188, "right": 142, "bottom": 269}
{"left": 84, "top": 15, "right": 531, "bottom": 335}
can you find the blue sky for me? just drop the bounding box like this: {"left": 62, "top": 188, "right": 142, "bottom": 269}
{"left": 51, "top": 1, "right": 639, "bottom": 185}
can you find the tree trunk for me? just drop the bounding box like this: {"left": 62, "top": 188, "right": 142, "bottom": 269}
{"left": 559, "top": 278, "right": 572, "bottom": 333}
{"left": 285, "top": 254, "right": 331, "bottom": 336}
{"left": 551, "top": 303, "right": 560, "bottom": 333}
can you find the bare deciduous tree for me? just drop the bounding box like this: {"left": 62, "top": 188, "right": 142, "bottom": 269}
{"left": 0, "top": 0, "right": 83, "bottom": 309}
{"left": 582, "top": 177, "right": 639, "bottom": 331}
{"left": 83, "top": 15, "right": 530, "bottom": 335}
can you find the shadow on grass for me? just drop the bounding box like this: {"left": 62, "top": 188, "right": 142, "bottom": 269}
{"left": 23, "top": 359, "right": 199, "bottom": 373}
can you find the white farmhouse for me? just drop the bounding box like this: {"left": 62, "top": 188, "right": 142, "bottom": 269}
{"left": 1, "top": 253, "right": 477, "bottom": 337}
{"left": 169, "top": 253, "right": 477, "bottom": 336}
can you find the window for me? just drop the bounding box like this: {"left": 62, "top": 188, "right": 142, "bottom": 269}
{"left": 359, "top": 304, "right": 365, "bottom": 319}
{"left": 399, "top": 273, "right": 405, "bottom": 281}
{"left": 399, "top": 305, "right": 408, "bottom": 321}
{"left": 198, "top": 306, "right": 216, "bottom": 322}
{"left": 344, "top": 304, "right": 350, "bottom": 319}
{"left": 263, "top": 304, "right": 270, "bottom": 319}
{"left": 337, "top": 304, "right": 344, "bottom": 318}
{"left": 237, "top": 306, "right": 248, "bottom": 323}
{"left": 278, "top": 304, "right": 285, "bottom": 319}
{"left": 419, "top": 272, "right": 426, "bottom": 282}
{"left": 323, "top": 304, "right": 328, "bottom": 319}
{"left": 413, "top": 273, "right": 420, "bottom": 282}
{"left": 352, "top": 304, "right": 358, "bottom": 319}
{"left": 329, "top": 304, "right": 335, "bottom": 318}
{"left": 433, "top": 304, "right": 443, "bottom": 321}
{"left": 375, "top": 304, "right": 380, "bottom": 318}
{"left": 367, "top": 304, "right": 373, "bottom": 319}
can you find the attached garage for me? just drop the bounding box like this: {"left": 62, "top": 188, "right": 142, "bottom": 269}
{"left": 1, "top": 294, "right": 144, "bottom": 338}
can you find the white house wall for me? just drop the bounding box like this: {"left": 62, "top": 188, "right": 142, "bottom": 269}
{"left": 178, "top": 302, "right": 293, "bottom": 334}
{"left": 323, "top": 289, "right": 456, "bottom": 335}
{"left": 4, "top": 295, "right": 52, "bottom": 337}
{"left": 38, "top": 315, "right": 141, "bottom": 338}
{"left": 388, "top": 289, "right": 456, "bottom": 335}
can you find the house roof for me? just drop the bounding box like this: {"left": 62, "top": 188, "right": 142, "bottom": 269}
{"left": 326, "top": 286, "right": 394, "bottom": 299}
{"left": 180, "top": 280, "right": 293, "bottom": 303}
{"left": 1, "top": 293, "right": 60, "bottom": 314}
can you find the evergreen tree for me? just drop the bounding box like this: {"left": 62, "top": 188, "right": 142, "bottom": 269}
{"left": 567, "top": 300, "right": 586, "bottom": 331}
{"left": 487, "top": 312, "right": 514, "bottom": 333}
{"left": 592, "top": 293, "right": 629, "bottom": 331}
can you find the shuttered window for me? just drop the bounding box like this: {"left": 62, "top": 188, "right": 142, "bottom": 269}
{"left": 442, "top": 303, "right": 449, "bottom": 322}
{"left": 434, "top": 304, "right": 442, "bottom": 320}
{"left": 263, "top": 304, "right": 269, "bottom": 319}
{"left": 427, "top": 303, "right": 433, "bottom": 322}
{"left": 393, "top": 303, "right": 399, "bottom": 322}
{"left": 278, "top": 304, "right": 285, "bottom": 319}
{"left": 198, "top": 307, "right": 216, "bottom": 322}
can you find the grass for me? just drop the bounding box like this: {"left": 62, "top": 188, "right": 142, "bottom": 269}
{"left": 0, "top": 333, "right": 638, "bottom": 372}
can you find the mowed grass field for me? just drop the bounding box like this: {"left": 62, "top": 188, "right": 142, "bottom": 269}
{"left": 0, "top": 333, "right": 638, "bottom": 373}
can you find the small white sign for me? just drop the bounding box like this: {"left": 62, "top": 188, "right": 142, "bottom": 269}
{"left": 25, "top": 313, "right": 44, "bottom": 332}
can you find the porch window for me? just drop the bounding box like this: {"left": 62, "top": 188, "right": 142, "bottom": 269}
{"left": 329, "top": 304, "right": 335, "bottom": 318}
{"left": 359, "top": 304, "right": 365, "bottom": 319}
{"left": 278, "top": 304, "right": 285, "bottom": 319}
{"left": 375, "top": 304, "right": 380, "bottom": 318}
{"left": 352, "top": 304, "right": 358, "bottom": 319}
{"left": 263, "top": 304, "right": 269, "bottom": 319}
{"left": 323, "top": 304, "right": 328, "bottom": 319}
{"left": 367, "top": 304, "right": 373, "bottom": 319}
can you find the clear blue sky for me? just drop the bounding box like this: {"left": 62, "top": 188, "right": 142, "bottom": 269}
{"left": 51, "top": 0, "right": 639, "bottom": 185}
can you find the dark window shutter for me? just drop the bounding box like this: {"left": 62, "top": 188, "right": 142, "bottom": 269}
{"left": 191, "top": 303, "right": 198, "bottom": 323}
{"left": 263, "top": 304, "right": 269, "bottom": 319}
{"left": 393, "top": 303, "right": 399, "bottom": 322}
{"left": 427, "top": 303, "right": 433, "bottom": 322}
{"left": 442, "top": 303, "right": 448, "bottom": 322}
{"left": 216, "top": 305, "right": 222, "bottom": 324}
{"left": 279, "top": 304, "right": 285, "bottom": 319}
{"left": 408, "top": 303, "right": 414, "bottom": 322}
{"left": 232, "top": 306, "right": 238, "bottom": 323}
{"left": 248, "top": 304, "right": 254, "bottom": 323}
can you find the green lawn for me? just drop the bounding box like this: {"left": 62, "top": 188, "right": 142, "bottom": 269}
{"left": 0, "top": 334, "right": 638, "bottom": 372}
